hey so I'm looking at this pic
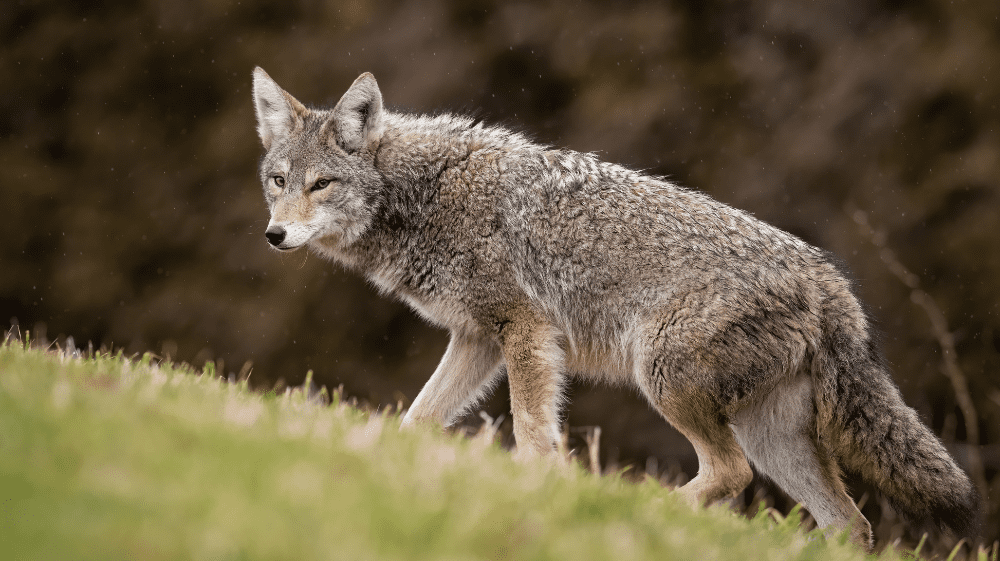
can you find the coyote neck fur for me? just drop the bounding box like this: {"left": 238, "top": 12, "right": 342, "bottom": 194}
{"left": 329, "top": 113, "right": 533, "bottom": 314}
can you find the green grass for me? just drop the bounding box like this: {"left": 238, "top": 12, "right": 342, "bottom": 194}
{"left": 0, "top": 341, "right": 920, "bottom": 560}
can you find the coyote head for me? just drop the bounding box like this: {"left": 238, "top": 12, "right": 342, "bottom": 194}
{"left": 252, "top": 68, "right": 384, "bottom": 252}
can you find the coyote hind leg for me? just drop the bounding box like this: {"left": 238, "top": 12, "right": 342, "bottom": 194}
{"left": 730, "top": 373, "right": 873, "bottom": 550}
{"left": 637, "top": 347, "right": 753, "bottom": 507}
{"left": 675, "top": 414, "right": 754, "bottom": 507}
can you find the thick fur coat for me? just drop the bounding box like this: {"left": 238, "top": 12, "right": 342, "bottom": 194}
{"left": 252, "top": 68, "right": 979, "bottom": 549}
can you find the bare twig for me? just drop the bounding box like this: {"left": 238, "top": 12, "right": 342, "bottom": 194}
{"left": 847, "top": 205, "right": 987, "bottom": 498}
{"left": 584, "top": 426, "right": 602, "bottom": 475}
{"left": 476, "top": 410, "right": 504, "bottom": 447}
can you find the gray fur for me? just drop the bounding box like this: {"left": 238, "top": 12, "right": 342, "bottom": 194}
{"left": 252, "top": 68, "right": 979, "bottom": 549}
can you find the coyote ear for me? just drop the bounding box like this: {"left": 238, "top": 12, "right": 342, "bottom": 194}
{"left": 329, "top": 72, "right": 383, "bottom": 153}
{"left": 252, "top": 67, "right": 307, "bottom": 150}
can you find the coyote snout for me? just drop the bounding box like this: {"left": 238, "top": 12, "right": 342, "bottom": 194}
{"left": 264, "top": 225, "right": 286, "bottom": 248}
{"left": 262, "top": 218, "right": 316, "bottom": 251}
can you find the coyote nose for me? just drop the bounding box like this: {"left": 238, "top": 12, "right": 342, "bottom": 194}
{"left": 265, "top": 226, "right": 286, "bottom": 247}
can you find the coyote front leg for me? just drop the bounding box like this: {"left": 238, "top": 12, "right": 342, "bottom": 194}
{"left": 498, "top": 313, "right": 566, "bottom": 459}
{"left": 402, "top": 331, "right": 502, "bottom": 428}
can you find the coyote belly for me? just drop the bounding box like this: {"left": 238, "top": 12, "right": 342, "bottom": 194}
{"left": 251, "top": 68, "right": 979, "bottom": 549}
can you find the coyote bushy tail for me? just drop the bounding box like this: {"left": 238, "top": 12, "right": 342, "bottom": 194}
{"left": 814, "top": 305, "right": 980, "bottom": 538}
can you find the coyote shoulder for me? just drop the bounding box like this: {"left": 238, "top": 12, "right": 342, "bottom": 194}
{"left": 251, "top": 68, "right": 979, "bottom": 549}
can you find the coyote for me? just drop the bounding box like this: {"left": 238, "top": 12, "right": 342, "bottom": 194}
{"left": 252, "top": 68, "right": 978, "bottom": 548}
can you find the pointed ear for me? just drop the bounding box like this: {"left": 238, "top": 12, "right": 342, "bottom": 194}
{"left": 329, "top": 72, "right": 384, "bottom": 153}
{"left": 252, "top": 67, "right": 307, "bottom": 150}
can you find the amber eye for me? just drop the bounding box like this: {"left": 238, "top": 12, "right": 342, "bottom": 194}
{"left": 311, "top": 178, "right": 331, "bottom": 192}
{"left": 273, "top": 176, "right": 285, "bottom": 188}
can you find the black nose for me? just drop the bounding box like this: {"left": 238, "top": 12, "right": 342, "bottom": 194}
{"left": 265, "top": 226, "right": 286, "bottom": 247}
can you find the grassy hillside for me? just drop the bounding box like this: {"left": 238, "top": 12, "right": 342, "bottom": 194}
{"left": 0, "top": 339, "right": 968, "bottom": 560}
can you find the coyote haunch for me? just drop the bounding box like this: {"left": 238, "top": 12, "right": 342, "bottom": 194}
{"left": 252, "top": 68, "right": 979, "bottom": 549}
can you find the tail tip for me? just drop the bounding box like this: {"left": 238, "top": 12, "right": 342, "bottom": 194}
{"left": 931, "top": 482, "right": 982, "bottom": 541}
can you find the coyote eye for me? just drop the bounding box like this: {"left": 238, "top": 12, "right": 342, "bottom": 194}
{"left": 311, "top": 178, "right": 331, "bottom": 192}
{"left": 272, "top": 176, "right": 285, "bottom": 188}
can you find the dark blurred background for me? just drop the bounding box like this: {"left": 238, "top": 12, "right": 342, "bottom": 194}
{"left": 2, "top": 0, "right": 998, "bottom": 549}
